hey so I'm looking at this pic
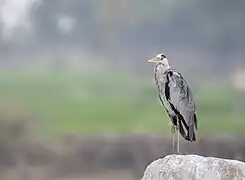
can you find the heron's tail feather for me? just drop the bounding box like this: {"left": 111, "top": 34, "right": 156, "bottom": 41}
{"left": 187, "top": 127, "right": 196, "bottom": 142}
{"left": 194, "top": 113, "right": 198, "bottom": 129}
{"left": 187, "top": 113, "right": 197, "bottom": 142}
{"left": 174, "top": 114, "right": 190, "bottom": 141}
{"left": 169, "top": 107, "right": 197, "bottom": 142}
{"left": 178, "top": 120, "right": 189, "bottom": 141}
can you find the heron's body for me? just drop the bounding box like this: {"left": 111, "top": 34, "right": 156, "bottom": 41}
{"left": 148, "top": 53, "right": 198, "bottom": 153}
{"left": 154, "top": 64, "right": 197, "bottom": 141}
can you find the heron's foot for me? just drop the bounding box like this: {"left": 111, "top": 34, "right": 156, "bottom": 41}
{"left": 173, "top": 147, "right": 180, "bottom": 155}
{"left": 172, "top": 148, "right": 175, "bottom": 154}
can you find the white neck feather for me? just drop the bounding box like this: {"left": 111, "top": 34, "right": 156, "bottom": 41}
{"left": 162, "top": 58, "right": 171, "bottom": 70}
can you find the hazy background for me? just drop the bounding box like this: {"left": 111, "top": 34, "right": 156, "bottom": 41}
{"left": 0, "top": 0, "right": 245, "bottom": 179}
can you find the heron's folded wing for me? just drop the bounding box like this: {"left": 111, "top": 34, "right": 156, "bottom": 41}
{"left": 167, "top": 71, "right": 195, "bottom": 126}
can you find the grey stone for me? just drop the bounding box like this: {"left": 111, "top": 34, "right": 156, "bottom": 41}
{"left": 141, "top": 154, "right": 245, "bottom": 180}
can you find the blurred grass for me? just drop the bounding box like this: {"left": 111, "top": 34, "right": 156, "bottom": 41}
{"left": 0, "top": 70, "right": 244, "bottom": 137}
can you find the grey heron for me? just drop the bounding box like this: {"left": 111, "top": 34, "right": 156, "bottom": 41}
{"left": 148, "top": 53, "right": 197, "bottom": 154}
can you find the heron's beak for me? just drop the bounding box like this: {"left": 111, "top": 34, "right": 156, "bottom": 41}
{"left": 148, "top": 58, "right": 158, "bottom": 62}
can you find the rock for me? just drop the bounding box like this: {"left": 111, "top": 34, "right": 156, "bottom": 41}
{"left": 141, "top": 154, "right": 245, "bottom": 180}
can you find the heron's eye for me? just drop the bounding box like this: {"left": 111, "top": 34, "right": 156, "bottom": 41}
{"left": 161, "top": 54, "right": 166, "bottom": 58}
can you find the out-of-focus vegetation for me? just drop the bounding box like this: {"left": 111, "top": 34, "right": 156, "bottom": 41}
{"left": 0, "top": 70, "right": 244, "bottom": 137}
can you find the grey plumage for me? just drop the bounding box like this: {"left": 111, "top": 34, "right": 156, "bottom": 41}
{"left": 148, "top": 53, "right": 197, "bottom": 146}
{"left": 157, "top": 67, "right": 197, "bottom": 141}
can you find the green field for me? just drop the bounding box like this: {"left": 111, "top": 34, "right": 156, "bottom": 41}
{"left": 0, "top": 69, "right": 244, "bottom": 137}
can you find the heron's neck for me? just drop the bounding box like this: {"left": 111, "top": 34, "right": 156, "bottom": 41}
{"left": 155, "top": 63, "right": 171, "bottom": 74}
{"left": 165, "top": 64, "right": 171, "bottom": 71}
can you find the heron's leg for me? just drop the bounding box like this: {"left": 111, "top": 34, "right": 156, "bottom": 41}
{"left": 172, "top": 125, "right": 175, "bottom": 154}
{"left": 169, "top": 121, "right": 175, "bottom": 153}
{"left": 177, "top": 121, "right": 180, "bottom": 154}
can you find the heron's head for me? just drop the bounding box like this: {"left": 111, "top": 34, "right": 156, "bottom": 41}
{"left": 148, "top": 53, "right": 170, "bottom": 69}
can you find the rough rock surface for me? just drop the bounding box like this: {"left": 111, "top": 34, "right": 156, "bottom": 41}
{"left": 141, "top": 154, "right": 245, "bottom": 180}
